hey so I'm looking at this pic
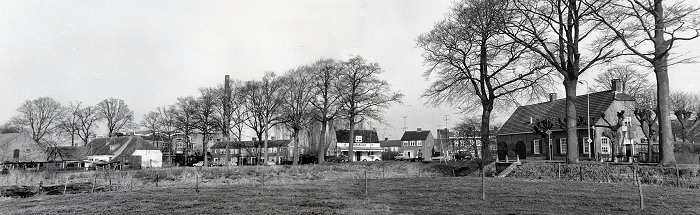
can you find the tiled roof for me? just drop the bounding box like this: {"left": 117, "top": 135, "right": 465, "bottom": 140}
{"left": 86, "top": 136, "right": 159, "bottom": 162}
{"left": 401, "top": 130, "right": 433, "bottom": 141}
{"left": 498, "top": 90, "right": 635, "bottom": 136}
{"left": 380, "top": 140, "right": 402, "bottom": 147}
{"left": 210, "top": 139, "right": 291, "bottom": 149}
{"left": 335, "top": 130, "right": 380, "bottom": 143}
{"left": 53, "top": 146, "right": 88, "bottom": 161}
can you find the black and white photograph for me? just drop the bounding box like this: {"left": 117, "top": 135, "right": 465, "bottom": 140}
{"left": 1, "top": 0, "right": 700, "bottom": 214}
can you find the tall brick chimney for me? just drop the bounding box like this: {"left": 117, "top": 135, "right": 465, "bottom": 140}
{"left": 612, "top": 79, "right": 623, "bottom": 93}
{"left": 549, "top": 93, "right": 557, "bottom": 102}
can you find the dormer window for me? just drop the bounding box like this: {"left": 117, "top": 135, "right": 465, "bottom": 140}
{"left": 109, "top": 145, "right": 116, "bottom": 151}
{"left": 355, "top": 136, "right": 363, "bottom": 143}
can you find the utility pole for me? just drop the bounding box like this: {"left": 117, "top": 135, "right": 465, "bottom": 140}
{"left": 402, "top": 116, "right": 407, "bottom": 132}
{"left": 224, "top": 75, "right": 231, "bottom": 166}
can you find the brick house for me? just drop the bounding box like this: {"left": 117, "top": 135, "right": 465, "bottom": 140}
{"left": 399, "top": 128, "right": 435, "bottom": 160}
{"left": 497, "top": 79, "right": 650, "bottom": 162}
{"left": 210, "top": 139, "right": 291, "bottom": 165}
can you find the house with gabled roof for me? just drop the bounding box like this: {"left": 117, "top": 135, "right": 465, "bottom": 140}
{"left": 210, "top": 139, "right": 292, "bottom": 165}
{"left": 0, "top": 133, "right": 47, "bottom": 165}
{"left": 400, "top": 128, "right": 435, "bottom": 160}
{"left": 335, "top": 130, "right": 382, "bottom": 162}
{"left": 86, "top": 136, "right": 163, "bottom": 168}
{"left": 497, "top": 79, "right": 649, "bottom": 162}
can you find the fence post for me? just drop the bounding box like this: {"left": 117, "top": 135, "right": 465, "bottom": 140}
{"left": 557, "top": 163, "right": 561, "bottom": 180}
{"left": 579, "top": 165, "right": 583, "bottom": 181}
{"left": 39, "top": 181, "right": 43, "bottom": 193}
{"left": 635, "top": 164, "right": 644, "bottom": 210}
{"left": 675, "top": 164, "right": 680, "bottom": 188}
{"left": 92, "top": 174, "right": 97, "bottom": 194}
{"left": 63, "top": 176, "right": 68, "bottom": 195}
{"left": 155, "top": 174, "right": 159, "bottom": 187}
{"left": 195, "top": 172, "right": 200, "bottom": 193}
{"left": 364, "top": 168, "right": 368, "bottom": 198}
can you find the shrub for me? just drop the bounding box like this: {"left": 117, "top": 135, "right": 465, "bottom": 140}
{"left": 381, "top": 151, "right": 399, "bottom": 161}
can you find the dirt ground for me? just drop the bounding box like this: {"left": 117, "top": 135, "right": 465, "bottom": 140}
{"left": 1, "top": 176, "right": 699, "bottom": 214}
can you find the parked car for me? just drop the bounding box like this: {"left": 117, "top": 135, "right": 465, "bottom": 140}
{"left": 454, "top": 152, "right": 472, "bottom": 160}
{"left": 394, "top": 153, "right": 409, "bottom": 161}
{"left": 326, "top": 155, "right": 349, "bottom": 163}
{"left": 362, "top": 155, "right": 382, "bottom": 161}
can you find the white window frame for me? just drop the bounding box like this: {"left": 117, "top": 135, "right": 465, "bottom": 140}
{"left": 410, "top": 140, "right": 415, "bottom": 146}
{"left": 624, "top": 116, "right": 632, "bottom": 127}
{"left": 582, "top": 138, "right": 590, "bottom": 154}
{"left": 533, "top": 140, "right": 541, "bottom": 155}
{"left": 403, "top": 141, "right": 408, "bottom": 146}
{"left": 601, "top": 137, "right": 610, "bottom": 154}
{"left": 417, "top": 140, "right": 422, "bottom": 146}
{"left": 355, "top": 136, "right": 363, "bottom": 143}
{"left": 559, "top": 138, "right": 567, "bottom": 154}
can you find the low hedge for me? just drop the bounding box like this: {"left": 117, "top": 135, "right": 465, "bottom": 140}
{"left": 509, "top": 162, "right": 700, "bottom": 188}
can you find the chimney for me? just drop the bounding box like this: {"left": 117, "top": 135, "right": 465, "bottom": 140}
{"left": 612, "top": 79, "right": 622, "bottom": 93}
{"left": 417, "top": 128, "right": 422, "bottom": 132}
{"left": 549, "top": 93, "right": 557, "bottom": 102}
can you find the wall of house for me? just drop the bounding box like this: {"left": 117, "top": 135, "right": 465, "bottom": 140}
{"left": 0, "top": 133, "right": 47, "bottom": 163}
{"left": 133, "top": 150, "right": 163, "bottom": 168}
{"left": 398, "top": 136, "right": 434, "bottom": 159}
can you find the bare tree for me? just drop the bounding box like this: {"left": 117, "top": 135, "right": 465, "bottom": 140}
{"left": 599, "top": 111, "right": 627, "bottom": 162}
{"left": 419, "top": 0, "right": 555, "bottom": 162}
{"left": 339, "top": 56, "right": 404, "bottom": 162}
{"left": 634, "top": 86, "right": 658, "bottom": 162}
{"left": 591, "top": 0, "right": 700, "bottom": 166}
{"left": 508, "top": 0, "right": 621, "bottom": 163}
{"left": 241, "top": 72, "right": 284, "bottom": 165}
{"left": 194, "top": 88, "right": 220, "bottom": 166}
{"left": 77, "top": 106, "right": 102, "bottom": 146}
{"left": 174, "top": 96, "right": 197, "bottom": 166}
{"left": 593, "top": 65, "right": 654, "bottom": 97}
{"left": 97, "top": 98, "right": 134, "bottom": 137}
{"left": 670, "top": 91, "right": 700, "bottom": 142}
{"left": 308, "top": 59, "right": 344, "bottom": 163}
{"left": 15, "top": 97, "right": 65, "bottom": 143}
{"left": 157, "top": 105, "right": 177, "bottom": 164}
{"left": 59, "top": 101, "right": 81, "bottom": 146}
{"left": 453, "top": 116, "right": 481, "bottom": 157}
{"left": 141, "top": 111, "right": 161, "bottom": 147}
{"left": 280, "top": 66, "right": 316, "bottom": 165}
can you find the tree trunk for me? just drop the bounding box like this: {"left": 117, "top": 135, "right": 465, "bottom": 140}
{"left": 203, "top": 132, "right": 208, "bottom": 167}
{"left": 349, "top": 116, "right": 355, "bottom": 162}
{"left": 293, "top": 129, "right": 300, "bottom": 165}
{"left": 480, "top": 106, "right": 493, "bottom": 162}
{"left": 564, "top": 80, "right": 580, "bottom": 163}
{"left": 264, "top": 124, "right": 269, "bottom": 165}
{"left": 317, "top": 120, "right": 328, "bottom": 164}
{"left": 652, "top": 0, "right": 675, "bottom": 166}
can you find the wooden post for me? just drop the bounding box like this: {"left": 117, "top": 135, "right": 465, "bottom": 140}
{"left": 606, "top": 163, "right": 610, "bottom": 183}
{"left": 557, "top": 163, "right": 561, "bottom": 180}
{"left": 382, "top": 165, "right": 385, "bottom": 178}
{"left": 155, "top": 174, "right": 159, "bottom": 187}
{"left": 195, "top": 172, "right": 200, "bottom": 193}
{"left": 39, "top": 181, "right": 43, "bottom": 192}
{"left": 675, "top": 164, "right": 680, "bottom": 188}
{"left": 418, "top": 167, "right": 421, "bottom": 178}
{"left": 92, "top": 174, "right": 97, "bottom": 194}
{"left": 63, "top": 176, "right": 68, "bottom": 195}
{"left": 579, "top": 165, "right": 583, "bottom": 181}
{"left": 364, "top": 168, "right": 368, "bottom": 198}
{"left": 635, "top": 164, "right": 644, "bottom": 210}
{"left": 481, "top": 165, "right": 485, "bottom": 201}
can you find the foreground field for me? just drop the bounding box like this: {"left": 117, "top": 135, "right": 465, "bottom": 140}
{"left": 2, "top": 176, "right": 699, "bottom": 214}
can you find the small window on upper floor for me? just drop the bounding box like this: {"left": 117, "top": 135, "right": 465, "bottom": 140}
{"left": 355, "top": 136, "right": 363, "bottom": 143}
{"left": 13, "top": 149, "right": 20, "bottom": 158}
{"left": 624, "top": 117, "right": 632, "bottom": 127}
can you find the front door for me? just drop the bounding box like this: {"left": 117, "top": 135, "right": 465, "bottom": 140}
{"left": 355, "top": 151, "right": 361, "bottom": 162}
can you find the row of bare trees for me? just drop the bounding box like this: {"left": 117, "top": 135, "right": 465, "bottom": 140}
{"left": 138, "top": 55, "right": 402, "bottom": 166}
{"left": 2, "top": 97, "right": 134, "bottom": 160}
{"left": 421, "top": 0, "right": 700, "bottom": 166}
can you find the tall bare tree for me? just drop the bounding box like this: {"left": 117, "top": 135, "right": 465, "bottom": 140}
{"left": 280, "top": 67, "right": 316, "bottom": 165}
{"left": 634, "top": 86, "right": 658, "bottom": 162}
{"left": 339, "top": 56, "right": 404, "bottom": 162}
{"left": 194, "top": 88, "right": 220, "bottom": 166}
{"left": 157, "top": 105, "right": 177, "bottom": 164}
{"left": 77, "top": 106, "right": 102, "bottom": 146}
{"left": 309, "top": 59, "right": 344, "bottom": 163}
{"left": 97, "top": 98, "right": 134, "bottom": 137}
{"left": 508, "top": 0, "right": 621, "bottom": 163}
{"left": 59, "top": 101, "right": 82, "bottom": 146}
{"left": 419, "top": 0, "right": 554, "bottom": 162}
{"left": 141, "top": 111, "right": 161, "bottom": 147}
{"left": 15, "top": 97, "right": 65, "bottom": 143}
{"left": 241, "top": 72, "right": 284, "bottom": 165}
{"left": 592, "top": 0, "right": 700, "bottom": 165}
{"left": 174, "top": 96, "right": 197, "bottom": 166}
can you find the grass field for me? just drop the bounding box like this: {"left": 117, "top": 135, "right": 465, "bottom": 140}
{"left": 2, "top": 175, "right": 699, "bottom": 214}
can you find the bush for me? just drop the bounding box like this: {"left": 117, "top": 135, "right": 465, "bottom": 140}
{"left": 381, "top": 151, "right": 399, "bottom": 161}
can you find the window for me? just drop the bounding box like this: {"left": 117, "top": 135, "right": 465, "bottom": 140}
{"left": 417, "top": 140, "right": 422, "bottom": 146}
{"left": 624, "top": 117, "right": 632, "bottom": 127}
{"left": 533, "top": 140, "right": 540, "bottom": 154}
{"left": 410, "top": 141, "right": 415, "bottom": 146}
{"left": 601, "top": 137, "right": 610, "bottom": 154}
{"left": 559, "top": 138, "right": 567, "bottom": 154}
{"left": 403, "top": 141, "right": 408, "bottom": 146}
{"left": 13, "top": 149, "right": 19, "bottom": 158}
{"left": 355, "top": 136, "right": 363, "bottom": 143}
{"left": 582, "top": 138, "right": 590, "bottom": 154}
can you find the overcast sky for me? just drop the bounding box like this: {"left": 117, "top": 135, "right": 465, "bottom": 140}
{"left": 1, "top": 0, "right": 699, "bottom": 140}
